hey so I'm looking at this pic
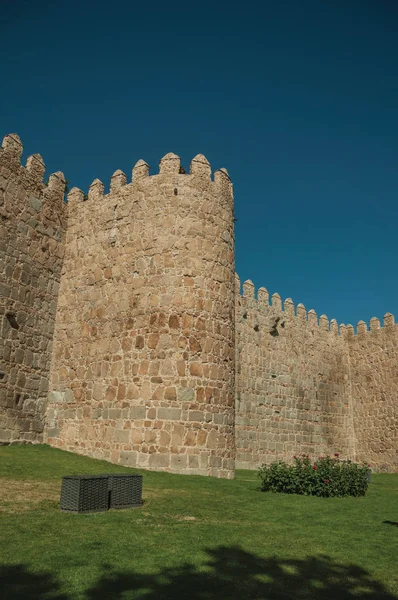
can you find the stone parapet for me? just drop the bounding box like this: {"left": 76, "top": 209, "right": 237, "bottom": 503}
{"left": 1, "top": 130, "right": 396, "bottom": 475}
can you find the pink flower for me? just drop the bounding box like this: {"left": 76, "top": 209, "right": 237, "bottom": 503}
{"left": 368, "top": 464, "right": 371, "bottom": 468}
{"left": 313, "top": 465, "right": 317, "bottom": 470}
{"left": 334, "top": 453, "right": 340, "bottom": 457}
{"left": 325, "top": 479, "right": 329, "bottom": 483}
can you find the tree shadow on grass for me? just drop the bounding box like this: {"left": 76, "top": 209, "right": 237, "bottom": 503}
{"left": 86, "top": 547, "right": 398, "bottom": 600}
{"left": 2, "top": 547, "right": 397, "bottom": 600}
{"left": 0, "top": 564, "right": 68, "bottom": 600}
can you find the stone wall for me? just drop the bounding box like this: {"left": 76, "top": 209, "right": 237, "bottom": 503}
{"left": 0, "top": 129, "right": 396, "bottom": 475}
{"left": 235, "top": 279, "right": 354, "bottom": 469}
{"left": 348, "top": 316, "right": 398, "bottom": 471}
{"left": 235, "top": 279, "right": 398, "bottom": 472}
{"left": 0, "top": 134, "right": 66, "bottom": 443}
{"left": 46, "top": 153, "right": 236, "bottom": 477}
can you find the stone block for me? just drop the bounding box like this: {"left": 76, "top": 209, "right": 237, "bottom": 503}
{"left": 170, "top": 454, "right": 188, "bottom": 470}
{"left": 188, "top": 454, "right": 199, "bottom": 469}
{"left": 130, "top": 406, "right": 146, "bottom": 420}
{"left": 158, "top": 407, "right": 182, "bottom": 421}
{"left": 188, "top": 410, "right": 204, "bottom": 422}
{"left": 29, "top": 196, "right": 42, "bottom": 211}
{"left": 137, "top": 453, "right": 149, "bottom": 468}
{"left": 46, "top": 428, "right": 59, "bottom": 438}
{"left": 120, "top": 451, "right": 137, "bottom": 467}
{"left": 148, "top": 453, "right": 170, "bottom": 469}
{"left": 114, "top": 429, "right": 130, "bottom": 443}
{"left": 177, "top": 388, "right": 195, "bottom": 402}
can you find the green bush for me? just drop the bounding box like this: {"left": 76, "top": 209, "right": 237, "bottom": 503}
{"left": 258, "top": 454, "right": 370, "bottom": 497}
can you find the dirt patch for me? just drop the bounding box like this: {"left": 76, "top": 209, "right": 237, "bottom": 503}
{"left": 0, "top": 479, "right": 61, "bottom": 513}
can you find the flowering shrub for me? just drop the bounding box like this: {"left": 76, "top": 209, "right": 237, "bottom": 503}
{"left": 258, "top": 455, "right": 370, "bottom": 497}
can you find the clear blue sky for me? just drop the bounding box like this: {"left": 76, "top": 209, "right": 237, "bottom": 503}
{"left": 2, "top": 0, "right": 397, "bottom": 326}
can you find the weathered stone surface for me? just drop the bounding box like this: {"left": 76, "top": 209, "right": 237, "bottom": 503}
{"left": 1, "top": 132, "right": 397, "bottom": 476}
{"left": 44, "top": 148, "right": 235, "bottom": 478}
{"left": 235, "top": 283, "right": 398, "bottom": 472}
{"left": 0, "top": 134, "right": 66, "bottom": 445}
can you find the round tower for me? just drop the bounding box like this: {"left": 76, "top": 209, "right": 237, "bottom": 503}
{"left": 47, "top": 151, "right": 236, "bottom": 478}
{"left": 125, "top": 153, "right": 236, "bottom": 477}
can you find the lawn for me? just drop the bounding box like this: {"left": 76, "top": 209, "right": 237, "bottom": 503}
{"left": 0, "top": 445, "right": 397, "bottom": 600}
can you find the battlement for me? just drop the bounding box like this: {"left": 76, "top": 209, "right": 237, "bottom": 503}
{"left": 0, "top": 134, "right": 67, "bottom": 210}
{"left": 236, "top": 275, "right": 396, "bottom": 339}
{"left": 45, "top": 141, "right": 236, "bottom": 478}
{"left": 235, "top": 275, "right": 398, "bottom": 473}
{"left": 66, "top": 152, "right": 233, "bottom": 207}
{"left": 1, "top": 130, "right": 396, "bottom": 474}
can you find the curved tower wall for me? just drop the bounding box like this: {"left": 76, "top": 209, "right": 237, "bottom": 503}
{"left": 0, "top": 134, "right": 66, "bottom": 444}
{"left": 46, "top": 152, "right": 236, "bottom": 478}
{"left": 2, "top": 129, "right": 396, "bottom": 474}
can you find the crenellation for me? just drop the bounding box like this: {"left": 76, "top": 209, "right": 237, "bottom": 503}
{"left": 46, "top": 171, "right": 66, "bottom": 203}
{"left": 190, "top": 154, "right": 211, "bottom": 178}
{"left": 25, "top": 154, "right": 45, "bottom": 182}
{"left": 132, "top": 159, "right": 149, "bottom": 180}
{"left": 110, "top": 169, "right": 127, "bottom": 192}
{"left": 257, "top": 287, "right": 269, "bottom": 305}
{"left": 319, "top": 314, "right": 329, "bottom": 331}
{"left": 284, "top": 298, "right": 295, "bottom": 316}
{"left": 214, "top": 168, "right": 233, "bottom": 198}
{"left": 159, "top": 152, "right": 181, "bottom": 174}
{"left": 369, "top": 317, "right": 380, "bottom": 331}
{"left": 67, "top": 187, "right": 85, "bottom": 206}
{"left": 330, "top": 319, "right": 339, "bottom": 335}
{"left": 307, "top": 308, "right": 318, "bottom": 327}
{"left": 1, "top": 130, "right": 396, "bottom": 474}
{"left": 1, "top": 133, "right": 23, "bottom": 161}
{"left": 271, "top": 292, "right": 282, "bottom": 311}
{"left": 383, "top": 312, "right": 395, "bottom": 328}
{"left": 88, "top": 178, "right": 104, "bottom": 201}
{"left": 242, "top": 279, "right": 255, "bottom": 298}
{"left": 296, "top": 302, "right": 307, "bottom": 324}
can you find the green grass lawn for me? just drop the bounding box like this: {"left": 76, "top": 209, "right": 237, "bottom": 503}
{"left": 0, "top": 445, "right": 397, "bottom": 600}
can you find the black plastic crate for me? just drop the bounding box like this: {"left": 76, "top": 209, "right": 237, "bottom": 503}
{"left": 60, "top": 475, "right": 109, "bottom": 513}
{"left": 107, "top": 474, "right": 143, "bottom": 509}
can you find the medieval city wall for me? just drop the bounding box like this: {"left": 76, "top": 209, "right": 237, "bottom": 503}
{"left": 235, "top": 280, "right": 398, "bottom": 472}
{"left": 46, "top": 153, "right": 236, "bottom": 477}
{"left": 0, "top": 134, "right": 66, "bottom": 443}
{"left": 235, "top": 279, "right": 354, "bottom": 469}
{"left": 0, "top": 130, "right": 396, "bottom": 475}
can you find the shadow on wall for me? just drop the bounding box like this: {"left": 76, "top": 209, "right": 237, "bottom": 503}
{"left": 1, "top": 547, "right": 397, "bottom": 600}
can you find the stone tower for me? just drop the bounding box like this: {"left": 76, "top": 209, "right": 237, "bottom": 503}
{"left": 0, "top": 134, "right": 66, "bottom": 443}
{"left": 46, "top": 152, "right": 236, "bottom": 477}
{"left": 2, "top": 130, "right": 396, "bottom": 475}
